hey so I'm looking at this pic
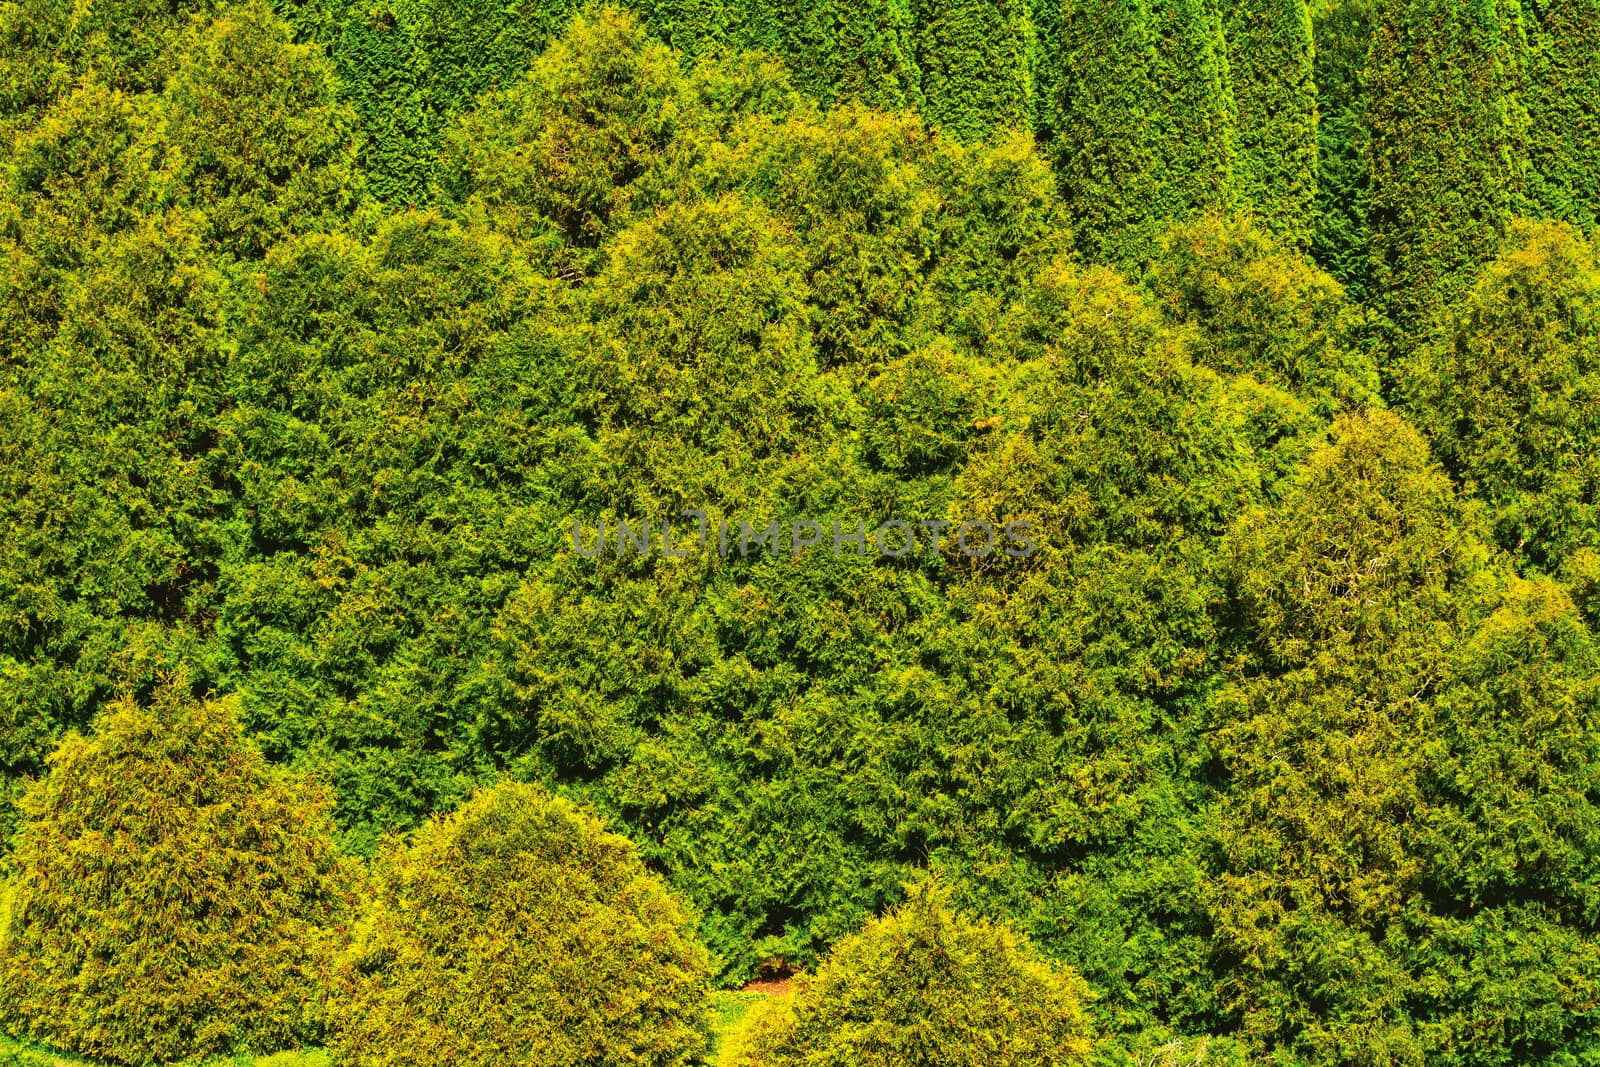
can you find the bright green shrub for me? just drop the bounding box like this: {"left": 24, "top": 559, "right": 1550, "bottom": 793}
{"left": 444, "top": 6, "right": 681, "bottom": 253}
{"left": 912, "top": 0, "right": 1033, "bottom": 141}
{"left": 1406, "top": 218, "right": 1600, "bottom": 573}
{"left": 577, "top": 194, "right": 841, "bottom": 512}
{"left": 1366, "top": 0, "right": 1529, "bottom": 356}
{"left": 332, "top": 780, "right": 712, "bottom": 1067}
{"left": 732, "top": 884, "right": 1094, "bottom": 1066}
{"left": 1056, "top": 0, "right": 1235, "bottom": 266}
{"left": 1209, "top": 410, "right": 1485, "bottom": 1064}
{"left": 1222, "top": 0, "right": 1317, "bottom": 247}
{"left": 1146, "top": 210, "right": 1377, "bottom": 412}
{"left": 0, "top": 678, "right": 352, "bottom": 1064}
{"left": 1525, "top": 0, "right": 1600, "bottom": 231}
{"left": 160, "top": 0, "right": 360, "bottom": 258}
{"left": 0, "top": 0, "right": 213, "bottom": 130}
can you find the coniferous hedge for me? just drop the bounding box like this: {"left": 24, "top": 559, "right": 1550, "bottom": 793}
{"left": 1524, "top": 0, "right": 1600, "bottom": 231}
{"left": 1, "top": 1, "right": 1600, "bottom": 1062}
{"left": 1056, "top": 0, "right": 1235, "bottom": 265}
{"left": 332, "top": 780, "right": 712, "bottom": 1067}
{"left": 0, "top": 679, "right": 352, "bottom": 1065}
{"left": 1366, "top": 0, "right": 1529, "bottom": 360}
{"left": 731, "top": 885, "right": 1094, "bottom": 1066}
{"left": 1223, "top": 0, "right": 1317, "bottom": 247}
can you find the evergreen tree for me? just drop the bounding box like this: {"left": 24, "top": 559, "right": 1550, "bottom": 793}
{"left": 0, "top": 679, "right": 352, "bottom": 1063}
{"left": 912, "top": 0, "right": 1033, "bottom": 141}
{"left": 1408, "top": 219, "right": 1600, "bottom": 574}
{"left": 730, "top": 885, "right": 1094, "bottom": 1066}
{"left": 1056, "top": 0, "right": 1235, "bottom": 265}
{"left": 1365, "top": 0, "right": 1530, "bottom": 358}
{"left": 332, "top": 780, "right": 712, "bottom": 1067}
{"left": 160, "top": 0, "right": 360, "bottom": 258}
{"left": 324, "top": 1, "right": 438, "bottom": 206}
{"left": 1210, "top": 410, "right": 1486, "bottom": 1064}
{"left": 1223, "top": 0, "right": 1318, "bottom": 247}
{"left": 1524, "top": 0, "right": 1600, "bottom": 231}
{"left": 1147, "top": 210, "right": 1377, "bottom": 413}
{"left": 1309, "top": 0, "right": 1375, "bottom": 297}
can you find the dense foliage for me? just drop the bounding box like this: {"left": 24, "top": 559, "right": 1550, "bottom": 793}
{"left": 332, "top": 781, "right": 711, "bottom": 1067}
{"left": 2, "top": 0, "right": 1600, "bottom": 1063}
{"left": 0, "top": 679, "right": 351, "bottom": 1064}
{"left": 730, "top": 885, "right": 1093, "bottom": 1066}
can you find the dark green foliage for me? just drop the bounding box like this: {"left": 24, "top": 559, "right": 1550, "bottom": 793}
{"left": 1223, "top": 0, "right": 1318, "bottom": 247}
{"left": 912, "top": 0, "right": 1033, "bottom": 141}
{"left": 731, "top": 885, "right": 1093, "bottom": 1066}
{"left": 1055, "top": 0, "right": 1236, "bottom": 265}
{"left": 1365, "top": 0, "right": 1530, "bottom": 357}
{"left": 1407, "top": 219, "right": 1600, "bottom": 573}
{"left": 0, "top": 679, "right": 351, "bottom": 1064}
{"left": 1524, "top": 0, "right": 1600, "bottom": 231}
{"left": 1146, "top": 210, "right": 1377, "bottom": 412}
{"left": 396, "top": 0, "right": 584, "bottom": 109}
{"left": 321, "top": 3, "right": 438, "bottom": 206}
{"left": 332, "top": 780, "right": 712, "bottom": 1067}
{"left": 1310, "top": 0, "right": 1375, "bottom": 297}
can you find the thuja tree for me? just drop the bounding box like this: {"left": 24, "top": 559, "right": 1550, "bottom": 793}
{"left": 1210, "top": 410, "right": 1600, "bottom": 1063}
{"left": 1056, "top": 0, "right": 1235, "bottom": 266}
{"left": 1223, "top": 0, "right": 1318, "bottom": 247}
{"left": 912, "top": 0, "right": 1033, "bottom": 141}
{"left": 731, "top": 884, "right": 1094, "bottom": 1066}
{"left": 1524, "top": 0, "right": 1600, "bottom": 231}
{"left": 1407, "top": 219, "right": 1600, "bottom": 574}
{"left": 1365, "top": 0, "right": 1529, "bottom": 360}
{"left": 332, "top": 780, "right": 713, "bottom": 1067}
{"left": 1309, "top": 0, "right": 1377, "bottom": 297}
{"left": 1146, "top": 210, "right": 1377, "bottom": 414}
{"left": 0, "top": 679, "right": 353, "bottom": 1064}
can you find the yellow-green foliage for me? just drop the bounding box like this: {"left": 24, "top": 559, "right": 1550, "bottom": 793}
{"left": 332, "top": 780, "right": 712, "bottom": 1067}
{"left": 731, "top": 885, "right": 1093, "bottom": 1066}
{"left": 161, "top": 0, "right": 359, "bottom": 258}
{"left": 1407, "top": 219, "right": 1600, "bottom": 573}
{"left": 1146, "top": 210, "right": 1377, "bottom": 413}
{"left": 0, "top": 678, "right": 352, "bottom": 1065}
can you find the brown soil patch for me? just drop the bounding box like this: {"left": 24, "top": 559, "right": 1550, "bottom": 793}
{"left": 739, "top": 976, "right": 796, "bottom": 997}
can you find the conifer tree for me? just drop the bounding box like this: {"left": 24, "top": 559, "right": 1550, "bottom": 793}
{"left": 1524, "top": 0, "right": 1600, "bottom": 231}
{"left": 160, "top": 0, "right": 360, "bottom": 258}
{"left": 1056, "top": 0, "right": 1235, "bottom": 265}
{"left": 1365, "top": 0, "right": 1530, "bottom": 356}
{"left": 912, "top": 0, "right": 1033, "bottom": 141}
{"left": 333, "top": 780, "right": 712, "bottom": 1067}
{"left": 0, "top": 679, "right": 352, "bottom": 1064}
{"left": 1223, "top": 0, "right": 1318, "bottom": 247}
{"left": 731, "top": 885, "right": 1094, "bottom": 1066}
{"left": 1408, "top": 219, "right": 1600, "bottom": 573}
{"left": 1309, "top": 0, "right": 1376, "bottom": 296}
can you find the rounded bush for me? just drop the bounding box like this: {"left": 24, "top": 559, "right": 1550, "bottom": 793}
{"left": 332, "top": 780, "right": 712, "bottom": 1067}
{"left": 0, "top": 677, "right": 353, "bottom": 1064}
{"left": 732, "top": 885, "right": 1093, "bottom": 1066}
